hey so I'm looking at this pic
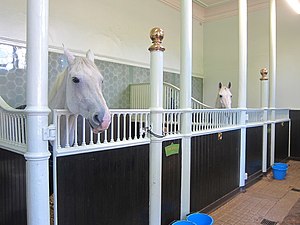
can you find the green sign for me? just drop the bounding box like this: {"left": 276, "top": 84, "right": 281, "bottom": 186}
{"left": 165, "top": 143, "right": 180, "bottom": 156}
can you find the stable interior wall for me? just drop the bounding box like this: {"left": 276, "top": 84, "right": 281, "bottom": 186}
{"left": 2, "top": 1, "right": 300, "bottom": 109}
{"left": 0, "top": 0, "right": 203, "bottom": 77}
{"left": 0, "top": 47, "right": 203, "bottom": 109}
{"left": 203, "top": 1, "right": 300, "bottom": 108}
{"left": 0, "top": 0, "right": 204, "bottom": 108}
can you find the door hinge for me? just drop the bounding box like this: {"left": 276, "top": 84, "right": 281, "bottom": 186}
{"left": 43, "top": 124, "right": 56, "bottom": 141}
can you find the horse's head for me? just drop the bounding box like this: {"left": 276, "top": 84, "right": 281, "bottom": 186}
{"left": 64, "top": 48, "right": 111, "bottom": 133}
{"left": 216, "top": 82, "right": 232, "bottom": 109}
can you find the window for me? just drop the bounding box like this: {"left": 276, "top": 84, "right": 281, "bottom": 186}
{"left": 0, "top": 44, "right": 26, "bottom": 71}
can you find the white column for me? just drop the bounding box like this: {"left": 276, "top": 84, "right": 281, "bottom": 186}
{"left": 148, "top": 28, "right": 165, "bottom": 225}
{"left": 24, "top": 1, "right": 51, "bottom": 225}
{"left": 238, "top": 0, "right": 247, "bottom": 109}
{"left": 180, "top": 0, "right": 192, "bottom": 218}
{"left": 269, "top": 0, "right": 277, "bottom": 165}
{"left": 260, "top": 68, "right": 269, "bottom": 173}
{"left": 238, "top": 0, "right": 248, "bottom": 188}
{"left": 269, "top": 0, "right": 276, "bottom": 110}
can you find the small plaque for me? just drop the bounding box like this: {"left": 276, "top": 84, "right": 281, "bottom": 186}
{"left": 165, "top": 143, "right": 179, "bottom": 156}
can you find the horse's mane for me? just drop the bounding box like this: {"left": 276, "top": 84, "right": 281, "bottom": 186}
{"left": 49, "top": 69, "right": 68, "bottom": 103}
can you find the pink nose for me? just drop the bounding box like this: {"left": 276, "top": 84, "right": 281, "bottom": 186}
{"left": 91, "top": 111, "right": 111, "bottom": 133}
{"left": 100, "top": 112, "right": 111, "bottom": 130}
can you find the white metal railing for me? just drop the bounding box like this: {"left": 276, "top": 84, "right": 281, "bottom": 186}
{"left": 275, "top": 108, "right": 290, "bottom": 121}
{"left": 0, "top": 96, "right": 27, "bottom": 153}
{"left": 162, "top": 109, "right": 182, "bottom": 135}
{"left": 246, "top": 109, "right": 264, "bottom": 125}
{"left": 163, "top": 82, "right": 213, "bottom": 109}
{"left": 52, "top": 109, "right": 151, "bottom": 152}
{"left": 51, "top": 107, "right": 292, "bottom": 152}
{"left": 266, "top": 108, "right": 290, "bottom": 122}
{"left": 52, "top": 108, "right": 185, "bottom": 152}
{"left": 130, "top": 83, "right": 150, "bottom": 109}
{"left": 0, "top": 95, "right": 291, "bottom": 154}
{"left": 192, "top": 109, "right": 241, "bottom": 132}
{"left": 130, "top": 82, "right": 212, "bottom": 109}
{"left": 192, "top": 98, "right": 213, "bottom": 109}
{"left": 164, "top": 83, "right": 180, "bottom": 109}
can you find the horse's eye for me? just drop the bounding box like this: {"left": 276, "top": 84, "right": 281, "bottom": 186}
{"left": 219, "top": 95, "right": 223, "bottom": 98}
{"left": 72, "top": 77, "right": 80, "bottom": 83}
{"left": 230, "top": 95, "right": 232, "bottom": 98}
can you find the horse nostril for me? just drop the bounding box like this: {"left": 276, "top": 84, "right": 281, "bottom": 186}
{"left": 92, "top": 112, "right": 103, "bottom": 126}
{"left": 92, "top": 113, "right": 102, "bottom": 125}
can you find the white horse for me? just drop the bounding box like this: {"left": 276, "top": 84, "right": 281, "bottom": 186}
{"left": 215, "top": 82, "right": 232, "bottom": 109}
{"left": 49, "top": 48, "right": 111, "bottom": 147}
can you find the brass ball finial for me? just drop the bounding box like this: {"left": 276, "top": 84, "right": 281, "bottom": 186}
{"left": 148, "top": 27, "right": 165, "bottom": 52}
{"left": 260, "top": 68, "right": 268, "bottom": 80}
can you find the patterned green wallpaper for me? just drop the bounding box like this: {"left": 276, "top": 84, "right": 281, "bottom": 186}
{"left": 0, "top": 44, "right": 203, "bottom": 109}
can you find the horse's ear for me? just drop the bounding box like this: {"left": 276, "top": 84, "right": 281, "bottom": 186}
{"left": 64, "top": 48, "right": 75, "bottom": 64}
{"left": 228, "top": 82, "right": 232, "bottom": 89}
{"left": 219, "top": 82, "right": 222, "bottom": 89}
{"left": 86, "top": 49, "right": 95, "bottom": 62}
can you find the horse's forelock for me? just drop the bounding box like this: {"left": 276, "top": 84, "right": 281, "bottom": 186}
{"left": 69, "top": 57, "right": 102, "bottom": 79}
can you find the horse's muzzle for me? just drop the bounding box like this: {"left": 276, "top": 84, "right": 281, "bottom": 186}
{"left": 90, "top": 111, "right": 111, "bottom": 133}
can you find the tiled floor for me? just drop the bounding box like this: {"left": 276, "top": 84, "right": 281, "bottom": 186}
{"left": 209, "top": 160, "right": 300, "bottom": 225}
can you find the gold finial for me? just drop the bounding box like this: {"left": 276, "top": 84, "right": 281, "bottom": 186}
{"left": 260, "top": 68, "right": 268, "bottom": 80}
{"left": 148, "top": 27, "right": 165, "bottom": 52}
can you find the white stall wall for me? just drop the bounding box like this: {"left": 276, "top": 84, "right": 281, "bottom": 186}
{"left": 0, "top": 0, "right": 203, "bottom": 77}
{"left": 2, "top": 1, "right": 299, "bottom": 108}
{"left": 277, "top": 2, "right": 300, "bottom": 109}
{"left": 203, "top": 1, "right": 300, "bottom": 108}
{"left": 203, "top": 15, "right": 239, "bottom": 108}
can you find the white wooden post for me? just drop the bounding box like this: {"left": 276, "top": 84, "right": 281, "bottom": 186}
{"left": 148, "top": 27, "right": 165, "bottom": 225}
{"left": 269, "top": 0, "right": 277, "bottom": 165}
{"left": 24, "top": 0, "right": 51, "bottom": 225}
{"left": 238, "top": 0, "right": 248, "bottom": 189}
{"left": 260, "top": 68, "right": 269, "bottom": 173}
{"left": 180, "top": 0, "right": 192, "bottom": 218}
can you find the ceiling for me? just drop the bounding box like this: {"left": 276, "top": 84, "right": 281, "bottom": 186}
{"left": 193, "top": 0, "right": 233, "bottom": 8}
{"left": 160, "top": 0, "right": 270, "bottom": 22}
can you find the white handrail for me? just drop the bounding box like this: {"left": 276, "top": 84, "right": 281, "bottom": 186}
{"left": 246, "top": 109, "right": 264, "bottom": 125}
{"left": 52, "top": 109, "right": 151, "bottom": 152}
{"left": 0, "top": 96, "right": 291, "bottom": 155}
{"left": 130, "top": 82, "right": 213, "bottom": 109}
{"left": 192, "top": 108, "right": 241, "bottom": 132}
{"left": 0, "top": 96, "right": 27, "bottom": 153}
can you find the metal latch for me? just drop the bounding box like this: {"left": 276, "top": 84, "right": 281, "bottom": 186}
{"left": 245, "top": 114, "right": 249, "bottom": 121}
{"left": 43, "top": 124, "right": 56, "bottom": 141}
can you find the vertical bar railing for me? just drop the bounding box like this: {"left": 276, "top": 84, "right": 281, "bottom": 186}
{"left": 0, "top": 98, "right": 28, "bottom": 152}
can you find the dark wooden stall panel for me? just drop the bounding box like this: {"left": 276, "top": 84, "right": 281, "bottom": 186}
{"left": 0, "top": 148, "right": 27, "bottom": 225}
{"left": 290, "top": 110, "right": 300, "bottom": 159}
{"left": 57, "top": 145, "right": 149, "bottom": 225}
{"left": 275, "top": 121, "right": 289, "bottom": 162}
{"left": 190, "top": 130, "right": 240, "bottom": 212}
{"left": 246, "top": 126, "right": 263, "bottom": 181}
{"left": 161, "top": 139, "right": 181, "bottom": 225}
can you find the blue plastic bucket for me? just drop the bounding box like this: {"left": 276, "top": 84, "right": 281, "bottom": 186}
{"left": 187, "top": 213, "right": 214, "bottom": 225}
{"left": 272, "top": 163, "right": 288, "bottom": 180}
{"left": 171, "top": 221, "right": 196, "bottom": 225}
